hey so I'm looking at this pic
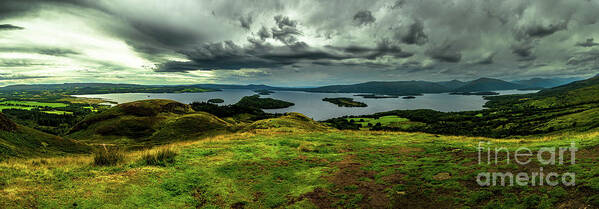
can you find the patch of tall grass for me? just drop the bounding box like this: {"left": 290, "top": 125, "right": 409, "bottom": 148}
{"left": 140, "top": 147, "right": 177, "bottom": 166}
{"left": 93, "top": 146, "right": 125, "bottom": 166}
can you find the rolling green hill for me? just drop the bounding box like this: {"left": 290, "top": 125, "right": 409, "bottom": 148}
{"left": 486, "top": 75, "right": 599, "bottom": 109}
{"left": 0, "top": 113, "right": 89, "bottom": 159}
{"left": 68, "top": 99, "right": 234, "bottom": 147}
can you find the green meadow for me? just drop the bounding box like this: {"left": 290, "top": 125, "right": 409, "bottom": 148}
{"left": 2, "top": 130, "right": 599, "bottom": 208}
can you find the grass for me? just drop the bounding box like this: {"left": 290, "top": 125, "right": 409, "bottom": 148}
{"left": 347, "top": 115, "right": 409, "bottom": 126}
{"left": 0, "top": 100, "right": 72, "bottom": 115}
{"left": 0, "top": 106, "right": 34, "bottom": 111}
{"left": 0, "top": 101, "right": 68, "bottom": 108}
{"left": 1, "top": 129, "right": 599, "bottom": 208}
{"left": 41, "top": 110, "right": 73, "bottom": 115}
{"left": 93, "top": 146, "right": 125, "bottom": 166}
{"left": 346, "top": 115, "right": 426, "bottom": 130}
{"left": 140, "top": 147, "right": 177, "bottom": 166}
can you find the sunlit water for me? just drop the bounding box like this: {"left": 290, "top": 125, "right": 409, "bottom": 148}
{"left": 73, "top": 89, "right": 538, "bottom": 121}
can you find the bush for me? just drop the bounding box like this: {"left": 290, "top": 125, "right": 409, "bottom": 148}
{"left": 141, "top": 147, "right": 177, "bottom": 166}
{"left": 93, "top": 146, "right": 125, "bottom": 166}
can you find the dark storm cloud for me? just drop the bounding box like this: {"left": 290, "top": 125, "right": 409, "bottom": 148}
{"left": 328, "top": 39, "right": 413, "bottom": 59}
{"left": 353, "top": 10, "right": 376, "bottom": 26}
{"left": 239, "top": 15, "right": 253, "bottom": 30}
{"left": 576, "top": 38, "right": 599, "bottom": 47}
{"left": 0, "top": 47, "right": 79, "bottom": 57}
{"left": 257, "top": 26, "right": 271, "bottom": 40}
{"left": 527, "top": 22, "right": 568, "bottom": 38}
{"left": 396, "top": 20, "right": 428, "bottom": 45}
{"left": 427, "top": 43, "right": 461, "bottom": 63}
{"left": 154, "top": 38, "right": 413, "bottom": 72}
{"left": 271, "top": 15, "right": 302, "bottom": 46}
{"left": 516, "top": 21, "right": 569, "bottom": 40}
{"left": 0, "top": 24, "right": 24, "bottom": 30}
{"left": 38, "top": 48, "right": 79, "bottom": 56}
{"left": 567, "top": 49, "right": 599, "bottom": 66}
{"left": 154, "top": 40, "right": 348, "bottom": 72}
{"left": 0, "top": 0, "right": 97, "bottom": 19}
{"left": 274, "top": 15, "right": 297, "bottom": 28}
{"left": 511, "top": 42, "right": 536, "bottom": 61}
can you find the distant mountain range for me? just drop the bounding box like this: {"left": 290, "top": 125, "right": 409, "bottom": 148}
{"left": 0, "top": 77, "right": 585, "bottom": 96}
{"left": 512, "top": 77, "right": 582, "bottom": 89}
{"left": 304, "top": 81, "right": 448, "bottom": 95}
{"left": 299, "top": 77, "right": 585, "bottom": 96}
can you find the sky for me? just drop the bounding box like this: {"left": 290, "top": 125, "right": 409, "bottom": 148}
{"left": 0, "top": 0, "right": 598, "bottom": 86}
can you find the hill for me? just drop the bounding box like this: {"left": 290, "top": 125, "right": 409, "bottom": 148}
{"left": 486, "top": 75, "right": 599, "bottom": 109}
{"left": 0, "top": 83, "right": 218, "bottom": 95}
{"left": 0, "top": 113, "right": 89, "bottom": 159}
{"left": 452, "top": 77, "right": 525, "bottom": 92}
{"left": 235, "top": 95, "right": 294, "bottom": 109}
{"left": 512, "top": 78, "right": 565, "bottom": 89}
{"left": 68, "top": 99, "right": 233, "bottom": 147}
{"left": 512, "top": 77, "right": 582, "bottom": 89}
{"left": 306, "top": 81, "right": 449, "bottom": 95}
{"left": 436, "top": 80, "right": 466, "bottom": 89}
{"left": 303, "top": 78, "right": 531, "bottom": 95}
{"left": 243, "top": 112, "right": 330, "bottom": 132}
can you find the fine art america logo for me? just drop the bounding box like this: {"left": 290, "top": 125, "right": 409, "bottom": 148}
{"left": 476, "top": 142, "right": 576, "bottom": 187}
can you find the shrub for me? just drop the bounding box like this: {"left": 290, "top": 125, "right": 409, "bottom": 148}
{"left": 93, "top": 146, "right": 125, "bottom": 166}
{"left": 141, "top": 147, "right": 177, "bottom": 166}
{"left": 31, "top": 159, "right": 48, "bottom": 166}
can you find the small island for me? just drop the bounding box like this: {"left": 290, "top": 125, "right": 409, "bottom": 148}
{"left": 450, "top": 92, "right": 500, "bottom": 96}
{"left": 254, "top": 89, "right": 275, "bottom": 95}
{"left": 322, "top": 97, "right": 368, "bottom": 107}
{"left": 354, "top": 94, "right": 399, "bottom": 99}
{"left": 207, "top": 98, "right": 224, "bottom": 103}
{"left": 236, "top": 95, "right": 294, "bottom": 109}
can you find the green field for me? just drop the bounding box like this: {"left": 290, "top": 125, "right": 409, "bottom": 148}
{"left": 345, "top": 115, "right": 427, "bottom": 130}
{"left": 2, "top": 130, "right": 599, "bottom": 208}
{"left": 347, "top": 115, "right": 409, "bottom": 126}
{"left": 0, "top": 101, "right": 68, "bottom": 108}
{"left": 82, "top": 106, "right": 98, "bottom": 112}
{"left": 41, "top": 110, "right": 74, "bottom": 115}
{"left": 0, "top": 101, "right": 72, "bottom": 115}
{"left": 0, "top": 106, "right": 35, "bottom": 111}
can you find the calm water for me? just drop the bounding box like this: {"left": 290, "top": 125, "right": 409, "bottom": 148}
{"left": 73, "top": 89, "right": 538, "bottom": 121}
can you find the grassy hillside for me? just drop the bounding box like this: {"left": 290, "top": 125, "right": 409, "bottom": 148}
{"left": 2, "top": 129, "right": 599, "bottom": 208}
{"left": 486, "top": 75, "right": 599, "bottom": 109}
{"left": 68, "top": 99, "right": 234, "bottom": 147}
{"left": 0, "top": 113, "right": 89, "bottom": 160}
{"left": 243, "top": 112, "right": 330, "bottom": 132}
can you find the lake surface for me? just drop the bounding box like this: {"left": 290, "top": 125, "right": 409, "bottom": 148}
{"left": 73, "top": 89, "right": 538, "bottom": 121}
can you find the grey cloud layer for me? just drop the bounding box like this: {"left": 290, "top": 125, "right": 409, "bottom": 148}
{"left": 0, "top": 0, "right": 598, "bottom": 85}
